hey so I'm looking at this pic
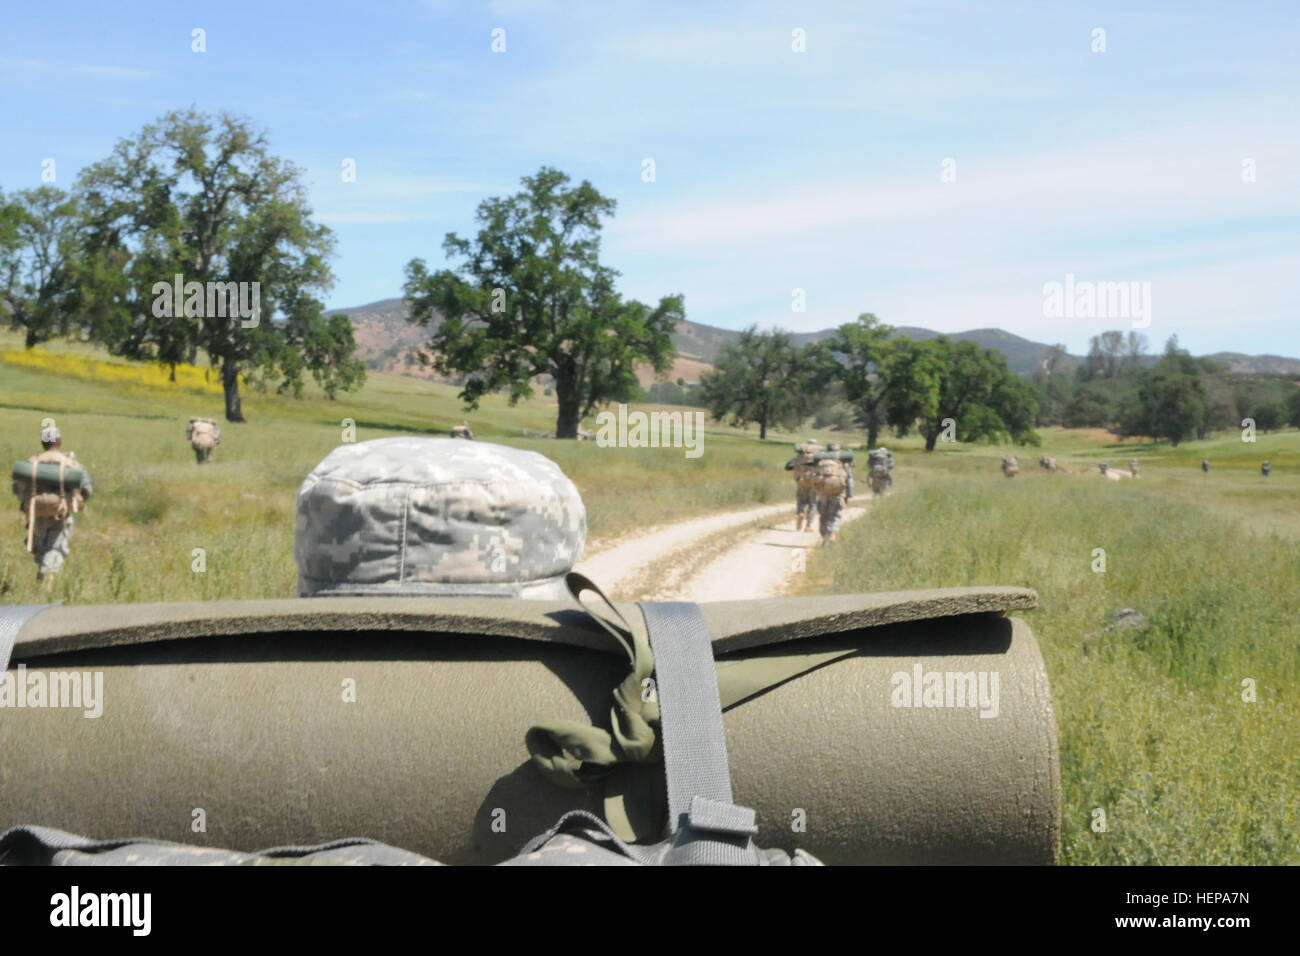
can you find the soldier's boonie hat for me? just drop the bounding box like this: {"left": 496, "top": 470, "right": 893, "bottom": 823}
{"left": 295, "top": 437, "right": 586, "bottom": 599}
{"left": 40, "top": 425, "right": 61, "bottom": 444}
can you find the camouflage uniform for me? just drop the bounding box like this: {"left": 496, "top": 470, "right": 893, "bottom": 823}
{"left": 1262, "top": 460, "right": 1271, "bottom": 478}
{"left": 12, "top": 428, "right": 93, "bottom": 581}
{"left": 1002, "top": 455, "right": 1019, "bottom": 478}
{"left": 867, "top": 447, "right": 893, "bottom": 496}
{"left": 1129, "top": 458, "right": 1139, "bottom": 477}
{"left": 1202, "top": 459, "right": 1210, "bottom": 473}
{"left": 784, "top": 440, "right": 822, "bottom": 530}
{"left": 295, "top": 436, "right": 586, "bottom": 599}
{"left": 816, "top": 442, "right": 852, "bottom": 541}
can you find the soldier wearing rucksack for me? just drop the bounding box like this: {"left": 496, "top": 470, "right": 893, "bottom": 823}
{"left": 814, "top": 442, "right": 853, "bottom": 543}
{"left": 784, "top": 439, "right": 822, "bottom": 532}
{"left": 867, "top": 446, "right": 893, "bottom": 497}
{"left": 187, "top": 417, "right": 221, "bottom": 464}
{"left": 12, "top": 426, "right": 93, "bottom": 587}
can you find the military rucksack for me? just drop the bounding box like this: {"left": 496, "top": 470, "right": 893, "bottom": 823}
{"left": 792, "top": 450, "right": 821, "bottom": 489}
{"left": 812, "top": 457, "right": 847, "bottom": 496}
{"left": 189, "top": 418, "right": 219, "bottom": 450}
{"left": 21, "top": 451, "right": 84, "bottom": 520}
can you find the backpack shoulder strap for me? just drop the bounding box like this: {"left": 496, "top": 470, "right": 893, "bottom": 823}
{"left": 636, "top": 601, "right": 760, "bottom": 865}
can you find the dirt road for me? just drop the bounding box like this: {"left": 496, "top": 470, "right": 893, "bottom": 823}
{"left": 574, "top": 498, "right": 873, "bottom": 602}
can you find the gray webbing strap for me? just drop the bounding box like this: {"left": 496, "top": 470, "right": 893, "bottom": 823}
{"left": 638, "top": 601, "right": 759, "bottom": 865}
{"left": 0, "top": 605, "right": 52, "bottom": 673}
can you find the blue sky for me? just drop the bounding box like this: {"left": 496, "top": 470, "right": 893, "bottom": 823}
{"left": 3, "top": 0, "right": 1297, "bottom": 357}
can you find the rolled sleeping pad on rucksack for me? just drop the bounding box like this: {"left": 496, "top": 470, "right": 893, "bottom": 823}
{"left": 814, "top": 449, "right": 855, "bottom": 464}
{"left": 0, "top": 588, "right": 1059, "bottom": 865}
{"left": 11, "top": 460, "right": 89, "bottom": 493}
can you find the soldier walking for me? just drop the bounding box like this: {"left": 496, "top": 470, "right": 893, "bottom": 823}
{"left": 1129, "top": 458, "right": 1140, "bottom": 478}
{"left": 187, "top": 417, "right": 222, "bottom": 463}
{"left": 1002, "top": 455, "right": 1019, "bottom": 478}
{"left": 1262, "top": 460, "right": 1271, "bottom": 478}
{"left": 867, "top": 446, "right": 893, "bottom": 497}
{"left": 12, "top": 425, "right": 93, "bottom": 588}
{"left": 814, "top": 442, "right": 853, "bottom": 543}
{"left": 784, "top": 439, "right": 822, "bottom": 532}
{"left": 1202, "top": 459, "right": 1210, "bottom": 474}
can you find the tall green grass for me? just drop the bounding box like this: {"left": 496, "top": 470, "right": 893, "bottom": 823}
{"left": 804, "top": 477, "right": 1298, "bottom": 864}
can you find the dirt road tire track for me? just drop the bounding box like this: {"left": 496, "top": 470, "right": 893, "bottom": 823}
{"left": 574, "top": 497, "right": 875, "bottom": 601}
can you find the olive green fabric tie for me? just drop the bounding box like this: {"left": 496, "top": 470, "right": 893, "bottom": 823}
{"left": 525, "top": 574, "right": 659, "bottom": 789}
{"left": 525, "top": 575, "right": 860, "bottom": 840}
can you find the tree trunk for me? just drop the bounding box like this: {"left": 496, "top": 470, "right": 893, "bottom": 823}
{"left": 223, "top": 360, "right": 245, "bottom": 422}
{"left": 759, "top": 416, "right": 767, "bottom": 441}
{"left": 556, "top": 401, "right": 580, "bottom": 439}
{"left": 554, "top": 374, "right": 580, "bottom": 438}
{"left": 867, "top": 423, "right": 879, "bottom": 450}
{"left": 24, "top": 325, "right": 37, "bottom": 349}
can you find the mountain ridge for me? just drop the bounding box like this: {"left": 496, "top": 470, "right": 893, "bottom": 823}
{"left": 327, "top": 298, "right": 1300, "bottom": 382}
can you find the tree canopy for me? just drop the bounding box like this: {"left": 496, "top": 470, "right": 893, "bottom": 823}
{"left": 700, "top": 328, "right": 826, "bottom": 440}
{"left": 403, "top": 167, "right": 682, "bottom": 438}
{"left": 76, "top": 108, "right": 364, "bottom": 420}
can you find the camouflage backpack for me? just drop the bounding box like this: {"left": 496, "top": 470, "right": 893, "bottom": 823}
{"left": 792, "top": 444, "right": 822, "bottom": 489}
{"left": 188, "top": 418, "right": 219, "bottom": 450}
{"left": 812, "top": 457, "right": 847, "bottom": 496}
{"left": 868, "top": 450, "right": 891, "bottom": 477}
{"left": 22, "top": 451, "right": 84, "bottom": 520}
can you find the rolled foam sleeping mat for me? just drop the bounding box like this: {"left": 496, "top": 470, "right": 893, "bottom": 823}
{"left": 11, "top": 461, "right": 88, "bottom": 493}
{"left": 813, "top": 449, "right": 855, "bottom": 464}
{"left": 0, "top": 589, "right": 1059, "bottom": 865}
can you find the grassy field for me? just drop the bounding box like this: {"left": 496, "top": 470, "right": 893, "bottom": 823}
{"left": 2, "top": 336, "right": 1296, "bottom": 865}
{"left": 0, "top": 337, "right": 830, "bottom": 602}
{"left": 801, "top": 457, "right": 1299, "bottom": 865}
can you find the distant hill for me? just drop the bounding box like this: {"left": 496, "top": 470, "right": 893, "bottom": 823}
{"left": 328, "top": 298, "right": 1300, "bottom": 384}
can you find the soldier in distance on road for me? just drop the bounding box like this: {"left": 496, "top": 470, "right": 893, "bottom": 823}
{"left": 1099, "top": 461, "right": 1109, "bottom": 476}
{"left": 1129, "top": 458, "right": 1140, "bottom": 478}
{"left": 784, "top": 438, "right": 822, "bottom": 533}
{"left": 12, "top": 425, "right": 93, "bottom": 588}
{"left": 295, "top": 436, "right": 585, "bottom": 599}
{"left": 1039, "top": 456, "right": 1058, "bottom": 472}
{"left": 1262, "top": 460, "right": 1271, "bottom": 478}
{"left": 814, "top": 441, "right": 853, "bottom": 544}
{"left": 1202, "top": 459, "right": 1210, "bottom": 474}
{"left": 1001, "top": 455, "right": 1019, "bottom": 478}
{"left": 451, "top": 421, "right": 474, "bottom": 440}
